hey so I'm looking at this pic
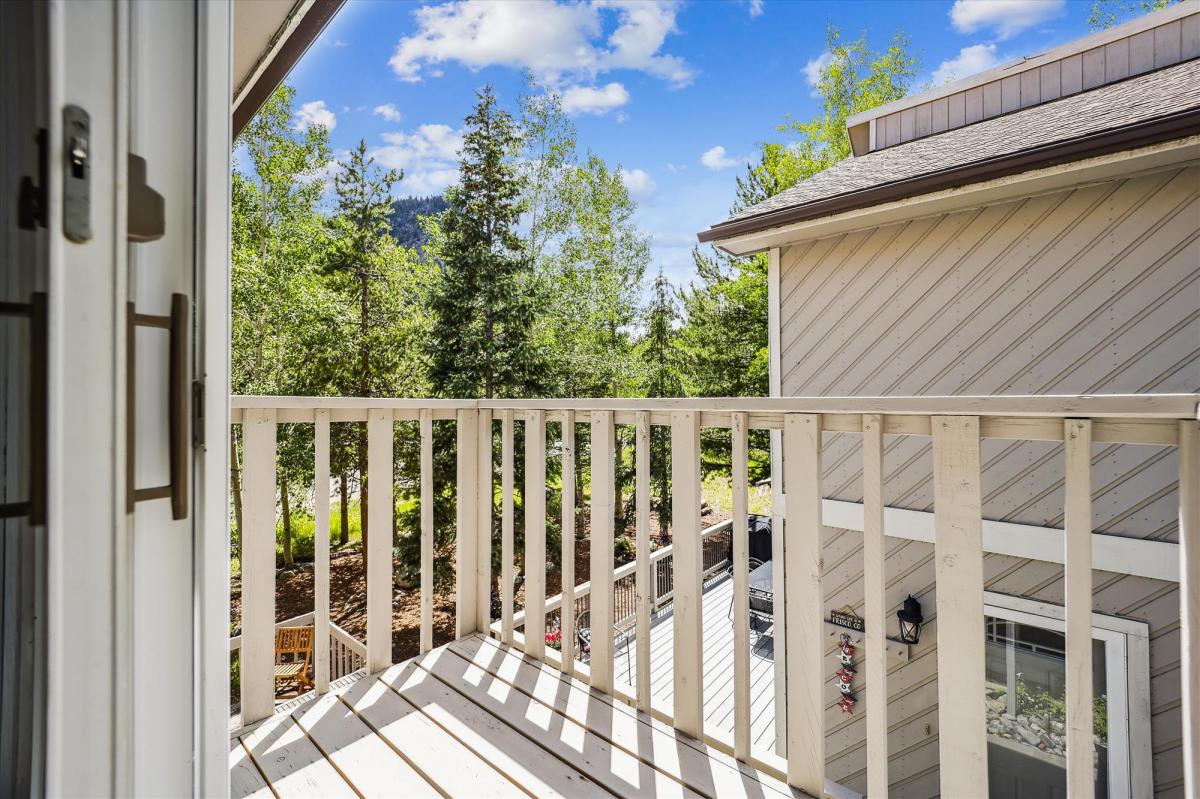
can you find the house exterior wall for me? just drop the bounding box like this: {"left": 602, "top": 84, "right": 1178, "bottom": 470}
{"left": 776, "top": 164, "right": 1199, "bottom": 797}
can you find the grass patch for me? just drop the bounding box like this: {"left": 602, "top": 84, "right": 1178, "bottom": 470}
{"left": 701, "top": 472, "right": 772, "bottom": 516}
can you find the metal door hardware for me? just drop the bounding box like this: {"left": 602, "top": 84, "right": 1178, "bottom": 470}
{"left": 0, "top": 293, "right": 48, "bottom": 524}
{"left": 62, "top": 105, "right": 91, "bottom": 242}
{"left": 126, "top": 293, "right": 189, "bottom": 520}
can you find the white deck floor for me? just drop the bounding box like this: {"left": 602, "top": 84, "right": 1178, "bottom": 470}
{"left": 230, "top": 633, "right": 804, "bottom": 799}
{"left": 613, "top": 573, "right": 780, "bottom": 753}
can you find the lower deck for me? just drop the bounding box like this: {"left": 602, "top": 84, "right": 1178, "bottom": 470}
{"left": 230, "top": 633, "right": 807, "bottom": 799}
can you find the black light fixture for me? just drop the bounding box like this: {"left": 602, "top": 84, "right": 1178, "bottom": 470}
{"left": 896, "top": 595, "right": 924, "bottom": 645}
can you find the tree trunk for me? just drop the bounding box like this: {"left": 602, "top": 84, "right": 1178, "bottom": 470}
{"left": 230, "top": 427, "right": 244, "bottom": 562}
{"left": 338, "top": 472, "right": 350, "bottom": 547}
{"left": 281, "top": 471, "right": 293, "bottom": 566}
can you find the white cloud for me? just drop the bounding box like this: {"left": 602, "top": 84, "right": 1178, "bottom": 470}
{"left": 620, "top": 167, "right": 655, "bottom": 198}
{"left": 932, "top": 43, "right": 1000, "bottom": 84}
{"left": 949, "top": 0, "right": 1064, "bottom": 40}
{"left": 370, "top": 123, "right": 464, "bottom": 194}
{"left": 560, "top": 82, "right": 630, "bottom": 115}
{"left": 294, "top": 100, "right": 337, "bottom": 131}
{"left": 802, "top": 51, "right": 834, "bottom": 95}
{"left": 388, "top": 0, "right": 695, "bottom": 88}
{"left": 748, "top": 0, "right": 764, "bottom": 17}
{"left": 331, "top": 39, "right": 349, "bottom": 48}
{"left": 700, "top": 145, "right": 738, "bottom": 171}
{"left": 373, "top": 103, "right": 403, "bottom": 122}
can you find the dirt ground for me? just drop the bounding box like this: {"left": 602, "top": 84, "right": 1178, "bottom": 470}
{"left": 229, "top": 503, "right": 732, "bottom": 668}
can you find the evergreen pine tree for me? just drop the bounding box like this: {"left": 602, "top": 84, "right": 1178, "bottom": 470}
{"left": 427, "top": 85, "right": 544, "bottom": 399}
{"left": 638, "top": 268, "right": 681, "bottom": 534}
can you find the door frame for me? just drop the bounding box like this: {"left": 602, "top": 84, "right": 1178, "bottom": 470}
{"left": 984, "top": 590, "right": 1153, "bottom": 798}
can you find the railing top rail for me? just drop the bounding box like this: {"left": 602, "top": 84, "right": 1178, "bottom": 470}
{"left": 231, "top": 393, "right": 1199, "bottom": 420}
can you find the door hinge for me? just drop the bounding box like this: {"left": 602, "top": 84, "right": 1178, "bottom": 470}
{"left": 192, "top": 380, "right": 205, "bottom": 449}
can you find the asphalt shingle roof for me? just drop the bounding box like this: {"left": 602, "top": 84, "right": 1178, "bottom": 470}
{"left": 717, "top": 58, "right": 1200, "bottom": 228}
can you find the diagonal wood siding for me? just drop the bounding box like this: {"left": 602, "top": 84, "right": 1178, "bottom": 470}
{"left": 777, "top": 165, "right": 1200, "bottom": 797}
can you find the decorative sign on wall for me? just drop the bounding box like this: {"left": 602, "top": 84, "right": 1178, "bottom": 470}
{"left": 829, "top": 607, "right": 865, "bottom": 632}
{"left": 836, "top": 634, "right": 857, "bottom": 714}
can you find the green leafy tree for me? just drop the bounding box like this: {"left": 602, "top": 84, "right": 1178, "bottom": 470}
{"left": 230, "top": 84, "right": 331, "bottom": 565}
{"left": 677, "top": 25, "right": 915, "bottom": 480}
{"left": 638, "top": 268, "right": 682, "bottom": 531}
{"left": 1088, "top": 0, "right": 1181, "bottom": 29}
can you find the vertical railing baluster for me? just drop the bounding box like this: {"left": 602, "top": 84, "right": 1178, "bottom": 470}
{"left": 366, "top": 409, "right": 393, "bottom": 674}
{"left": 476, "top": 409, "right": 493, "bottom": 632}
{"left": 240, "top": 408, "right": 276, "bottom": 724}
{"left": 670, "top": 410, "right": 703, "bottom": 738}
{"left": 1180, "top": 419, "right": 1199, "bottom": 798}
{"left": 314, "top": 410, "right": 331, "bottom": 694}
{"left": 455, "top": 409, "right": 479, "bottom": 638}
{"left": 591, "top": 410, "right": 616, "bottom": 693}
{"left": 500, "top": 410, "right": 515, "bottom": 646}
{"left": 731, "top": 412, "right": 751, "bottom": 760}
{"left": 561, "top": 410, "right": 576, "bottom": 673}
{"left": 1065, "top": 418, "right": 1094, "bottom": 799}
{"left": 862, "top": 413, "right": 888, "bottom": 798}
{"left": 635, "top": 411, "right": 652, "bottom": 709}
{"left": 783, "top": 413, "right": 823, "bottom": 794}
{"left": 419, "top": 408, "right": 434, "bottom": 655}
{"left": 931, "top": 415, "right": 988, "bottom": 796}
{"left": 525, "top": 410, "right": 547, "bottom": 660}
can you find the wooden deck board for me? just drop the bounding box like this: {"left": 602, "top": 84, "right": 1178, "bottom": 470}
{"left": 339, "top": 671, "right": 526, "bottom": 798}
{"left": 412, "top": 645, "right": 705, "bottom": 799}
{"left": 449, "top": 635, "right": 804, "bottom": 799}
{"left": 239, "top": 713, "right": 356, "bottom": 797}
{"left": 231, "top": 627, "right": 797, "bottom": 799}
{"left": 290, "top": 690, "right": 438, "bottom": 798}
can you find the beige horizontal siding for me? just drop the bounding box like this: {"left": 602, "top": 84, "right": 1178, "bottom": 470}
{"left": 777, "top": 165, "right": 1200, "bottom": 796}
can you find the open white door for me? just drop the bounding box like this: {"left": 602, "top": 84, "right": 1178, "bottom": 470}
{"left": 40, "top": 0, "right": 231, "bottom": 796}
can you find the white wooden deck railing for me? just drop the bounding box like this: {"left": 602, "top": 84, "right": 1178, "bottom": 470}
{"left": 231, "top": 394, "right": 1199, "bottom": 799}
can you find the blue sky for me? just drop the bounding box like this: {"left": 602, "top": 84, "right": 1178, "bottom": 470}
{"left": 285, "top": 0, "right": 1101, "bottom": 287}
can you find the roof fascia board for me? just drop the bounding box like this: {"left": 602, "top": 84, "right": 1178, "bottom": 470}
{"left": 709, "top": 133, "right": 1200, "bottom": 256}
{"left": 232, "top": 0, "right": 344, "bottom": 139}
{"left": 846, "top": 3, "right": 1197, "bottom": 130}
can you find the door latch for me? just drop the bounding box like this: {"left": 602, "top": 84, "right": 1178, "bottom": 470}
{"left": 63, "top": 105, "right": 91, "bottom": 243}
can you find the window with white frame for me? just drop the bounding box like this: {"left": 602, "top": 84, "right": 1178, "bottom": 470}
{"left": 982, "top": 592, "right": 1151, "bottom": 799}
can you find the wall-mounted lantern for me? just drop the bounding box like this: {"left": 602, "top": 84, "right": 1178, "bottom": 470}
{"left": 895, "top": 595, "right": 924, "bottom": 645}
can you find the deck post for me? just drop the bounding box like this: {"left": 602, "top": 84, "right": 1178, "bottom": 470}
{"left": 560, "top": 411, "right": 576, "bottom": 673}
{"left": 862, "top": 413, "right": 887, "bottom": 798}
{"left": 240, "top": 408, "right": 276, "bottom": 724}
{"left": 313, "top": 410, "right": 331, "bottom": 693}
{"left": 635, "top": 411, "right": 652, "bottom": 711}
{"left": 419, "top": 409, "right": 434, "bottom": 654}
{"left": 476, "top": 409, "right": 494, "bottom": 633}
{"left": 500, "top": 410, "right": 515, "bottom": 646}
{"left": 456, "top": 409, "right": 479, "bottom": 638}
{"left": 1065, "top": 419, "right": 1095, "bottom": 799}
{"left": 366, "top": 409, "right": 393, "bottom": 674}
{"left": 525, "top": 410, "right": 547, "bottom": 660}
{"left": 591, "top": 410, "right": 616, "bottom": 693}
{"left": 1180, "top": 419, "right": 1199, "bottom": 796}
{"left": 931, "top": 415, "right": 988, "bottom": 797}
{"left": 783, "top": 413, "right": 823, "bottom": 795}
{"left": 670, "top": 410, "right": 704, "bottom": 738}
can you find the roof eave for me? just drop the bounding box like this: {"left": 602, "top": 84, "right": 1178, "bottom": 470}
{"left": 697, "top": 106, "right": 1200, "bottom": 250}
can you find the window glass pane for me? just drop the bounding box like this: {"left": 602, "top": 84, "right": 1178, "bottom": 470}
{"left": 985, "top": 615, "right": 1109, "bottom": 798}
